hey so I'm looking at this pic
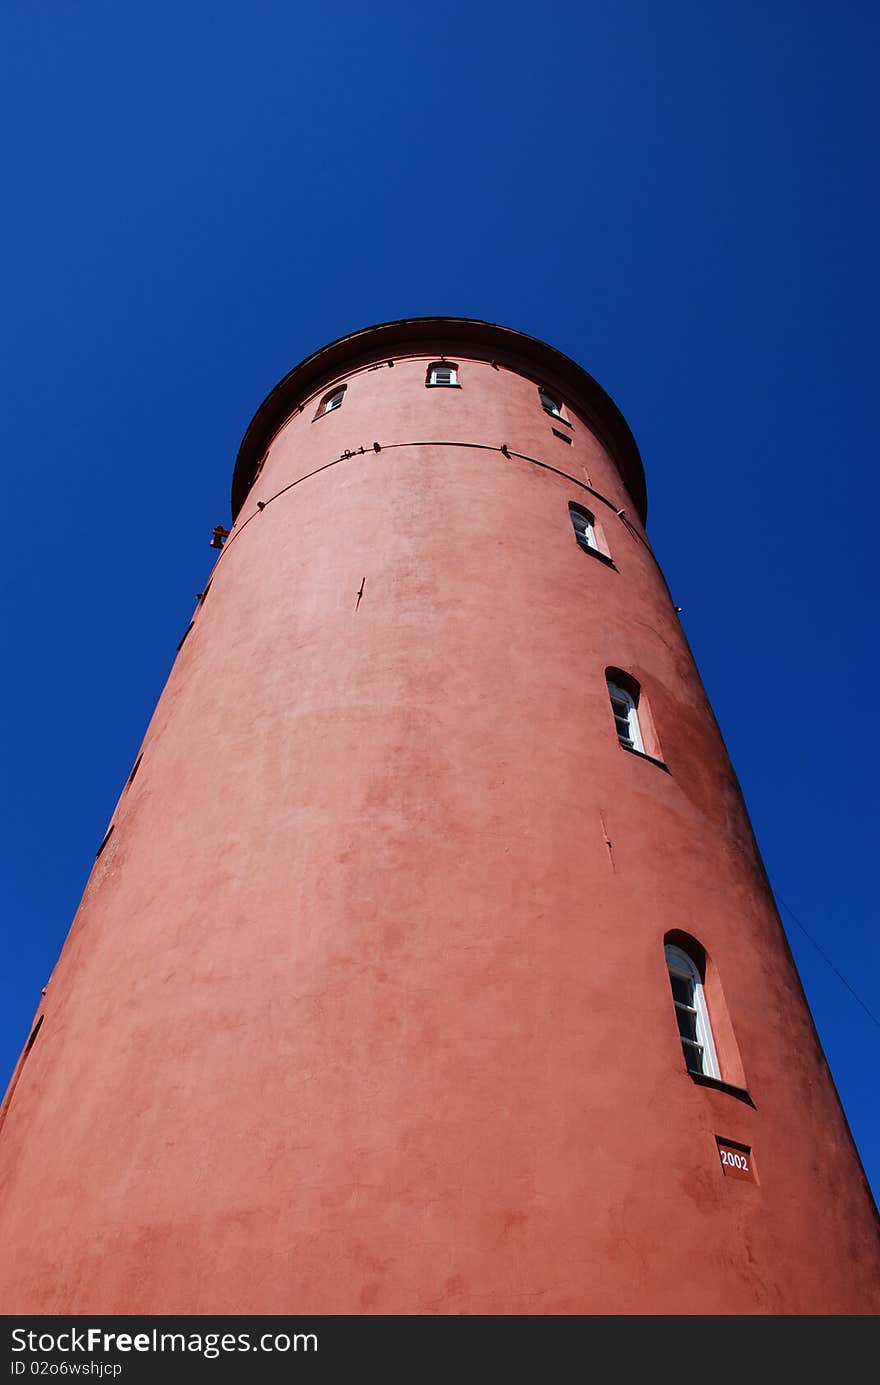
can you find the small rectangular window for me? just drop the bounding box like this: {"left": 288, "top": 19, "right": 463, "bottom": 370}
{"left": 665, "top": 944, "right": 721, "bottom": 1080}
{"left": 681, "top": 1040, "right": 705, "bottom": 1075}
{"left": 315, "top": 385, "right": 347, "bottom": 418}
{"left": 675, "top": 1007, "right": 700, "bottom": 1044}
{"left": 669, "top": 974, "right": 692, "bottom": 1007}
{"left": 569, "top": 506, "right": 598, "bottom": 553}
{"left": 607, "top": 679, "right": 645, "bottom": 754}
{"left": 427, "top": 363, "right": 458, "bottom": 387}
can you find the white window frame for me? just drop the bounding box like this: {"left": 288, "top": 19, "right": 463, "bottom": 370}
{"left": 665, "top": 944, "right": 720, "bottom": 1079}
{"left": 607, "top": 680, "right": 644, "bottom": 754}
{"left": 569, "top": 505, "right": 598, "bottom": 553}
{"left": 322, "top": 387, "right": 346, "bottom": 414}
{"left": 428, "top": 363, "right": 458, "bottom": 387}
{"left": 539, "top": 387, "right": 563, "bottom": 418}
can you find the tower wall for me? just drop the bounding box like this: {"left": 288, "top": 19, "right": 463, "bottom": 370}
{"left": 1, "top": 320, "right": 877, "bottom": 1313}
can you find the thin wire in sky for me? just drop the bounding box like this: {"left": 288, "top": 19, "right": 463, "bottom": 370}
{"left": 775, "top": 890, "right": 880, "bottom": 1032}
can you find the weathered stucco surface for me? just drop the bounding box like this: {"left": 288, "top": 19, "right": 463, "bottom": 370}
{"left": 1, "top": 323, "right": 877, "bottom": 1313}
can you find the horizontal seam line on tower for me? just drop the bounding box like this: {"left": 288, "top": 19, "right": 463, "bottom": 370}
{"left": 215, "top": 440, "right": 653, "bottom": 565}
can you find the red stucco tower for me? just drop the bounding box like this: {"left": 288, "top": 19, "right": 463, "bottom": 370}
{"left": 1, "top": 319, "right": 878, "bottom": 1314}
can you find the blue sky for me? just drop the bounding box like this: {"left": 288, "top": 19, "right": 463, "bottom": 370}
{"left": 2, "top": 2, "right": 878, "bottom": 1199}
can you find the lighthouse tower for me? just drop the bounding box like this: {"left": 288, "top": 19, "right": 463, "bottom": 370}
{"left": 1, "top": 319, "right": 877, "bottom": 1314}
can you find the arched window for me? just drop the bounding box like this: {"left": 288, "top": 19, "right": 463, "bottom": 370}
{"left": 665, "top": 944, "right": 720, "bottom": 1078}
{"left": 427, "top": 362, "right": 458, "bottom": 387}
{"left": 316, "top": 385, "right": 346, "bottom": 417}
{"left": 569, "top": 504, "right": 599, "bottom": 554}
{"left": 606, "top": 678, "right": 644, "bottom": 753}
{"left": 539, "top": 387, "right": 563, "bottom": 418}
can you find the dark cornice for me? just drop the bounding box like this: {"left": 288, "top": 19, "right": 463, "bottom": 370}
{"left": 230, "top": 317, "right": 647, "bottom": 522}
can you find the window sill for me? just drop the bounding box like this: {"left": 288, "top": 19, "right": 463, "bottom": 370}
{"left": 619, "top": 742, "right": 669, "bottom": 773}
{"left": 577, "top": 543, "right": 616, "bottom": 570}
{"left": 425, "top": 382, "right": 461, "bottom": 389}
{"left": 689, "top": 1073, "right": 756, "bottom": 1108}
{"left": 312, "top": 407, "right": 343, "bottom": 422}
{"left": 542, "top": 410, "right": 572, "bottom": 428}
